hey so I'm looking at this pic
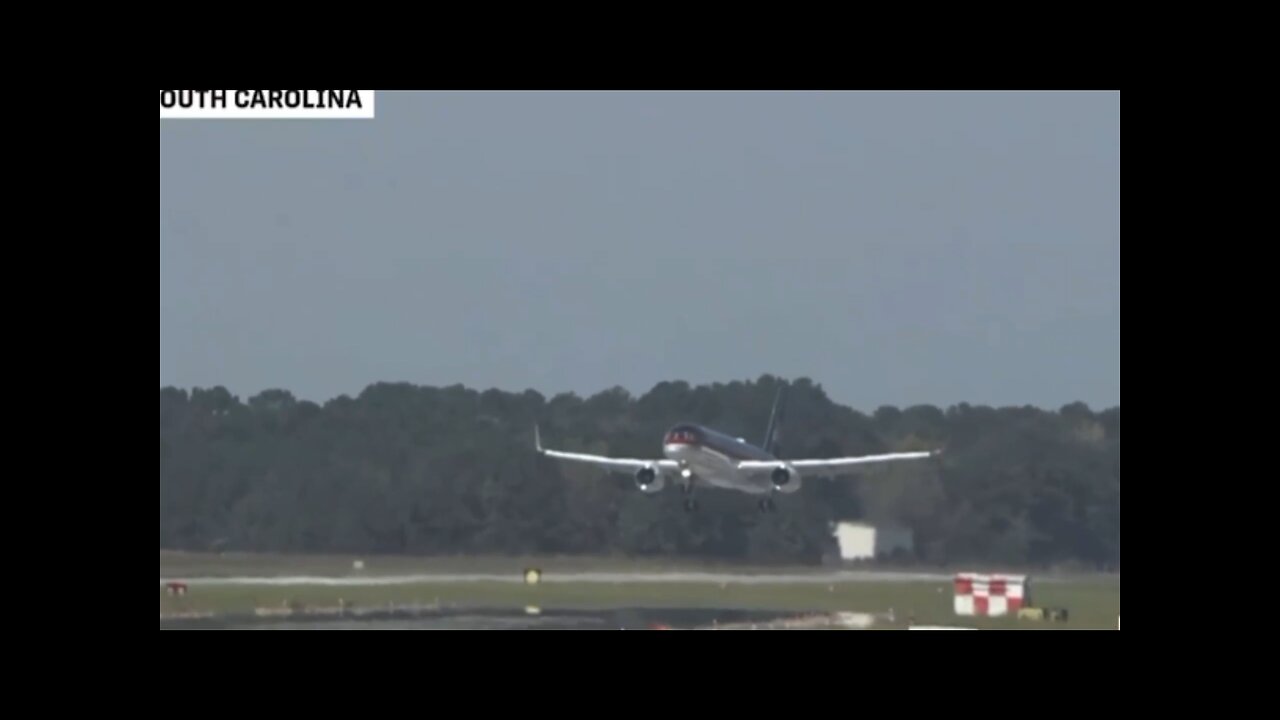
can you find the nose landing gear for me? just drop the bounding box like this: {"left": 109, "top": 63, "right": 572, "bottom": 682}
{"left": 681, "top": 470, "right": 698, "bottom": 512}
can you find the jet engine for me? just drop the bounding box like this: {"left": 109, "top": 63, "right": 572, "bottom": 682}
{"left": 771, "top": 465, "right": 801, "bottom": 494}
{"left": 635, "top": 465, "right": 666, "bottom": 493}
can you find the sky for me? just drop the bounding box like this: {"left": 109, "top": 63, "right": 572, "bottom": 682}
{"left": 160, "top": 91, "right": 1120, "bottom": 412}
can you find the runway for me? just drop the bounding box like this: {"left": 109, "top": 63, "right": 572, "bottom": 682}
{"left": 160, "top": 570, "right": 955, "bottom": 587}
{"left": 161, "top": 606, "right": 809, "bottom": 630}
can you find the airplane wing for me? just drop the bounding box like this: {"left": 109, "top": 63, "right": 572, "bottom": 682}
{"left": 534, "top": 425, "right": 680, "bottom": 473}
{"left": 736, "top": 449, "right": 941, "bottom": 475}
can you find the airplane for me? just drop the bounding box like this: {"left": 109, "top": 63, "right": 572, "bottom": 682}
{"left": 534, "top": 387, "right": 942, "bottom": 513}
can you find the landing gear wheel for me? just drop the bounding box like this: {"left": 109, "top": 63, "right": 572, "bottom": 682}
{"left": 684, "top": 498, "right": 699, "bottom": 513}
{"left": 758, "top": 498, "right": 777, "bottom": 513}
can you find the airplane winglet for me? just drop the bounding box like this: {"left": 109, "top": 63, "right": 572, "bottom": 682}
{"left": 535, "top": 424, "right": 543, "bottom": 453}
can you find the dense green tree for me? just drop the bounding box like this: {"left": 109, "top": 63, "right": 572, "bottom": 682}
{"left": 159, "top": 377, "right": 1120, "bottom": 568}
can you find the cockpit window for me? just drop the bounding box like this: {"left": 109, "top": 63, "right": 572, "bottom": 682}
{"left": 665, "top": 429, "right": 698, "bottom": 444}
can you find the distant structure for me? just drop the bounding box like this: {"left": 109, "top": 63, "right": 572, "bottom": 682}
{"left": 831, "top": 521, "right": 915, "bottom": 562}
{"left": 953, "top": 573, "right": 1027, "bottom": 617}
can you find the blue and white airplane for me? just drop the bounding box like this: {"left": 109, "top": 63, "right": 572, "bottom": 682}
{"left": 535, "top": 388, "right": 941, "bottom": 512}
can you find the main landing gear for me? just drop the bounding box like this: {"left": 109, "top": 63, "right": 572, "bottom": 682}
{"left": 757, "top": 497, "right": 778, "bottom": 513}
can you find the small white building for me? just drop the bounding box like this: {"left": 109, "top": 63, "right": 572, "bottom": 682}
{"left": 832, "top": 521, "right": 915, "bottom": 562}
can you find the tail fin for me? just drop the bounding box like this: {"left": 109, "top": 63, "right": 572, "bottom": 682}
{"left": 762, "top": 385, "right": 787, "bottom": 456}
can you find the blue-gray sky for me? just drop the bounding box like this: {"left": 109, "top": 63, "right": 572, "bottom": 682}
{"left": 160, "top": 91, "right": 1120, "bottom": 411}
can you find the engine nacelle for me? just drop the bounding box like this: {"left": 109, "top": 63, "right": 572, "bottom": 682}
{"left": 635, "top": 466, "right": 666, "bottom": 493}
{"left": 770, "top": 465, "right": 801, "bottom": 494}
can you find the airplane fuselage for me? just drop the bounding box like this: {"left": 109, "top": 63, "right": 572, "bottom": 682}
{"left": 662, "top": 423, "right": 796, "bottom": 495}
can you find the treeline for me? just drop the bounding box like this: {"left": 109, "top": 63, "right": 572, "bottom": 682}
{"left": 159, "top": 377, "right": 1119, "bottom": 569}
